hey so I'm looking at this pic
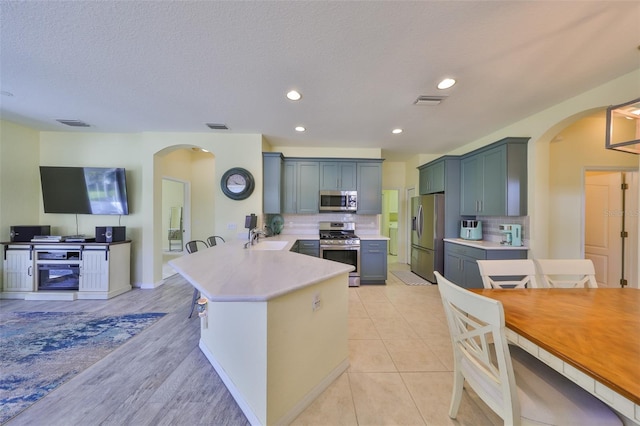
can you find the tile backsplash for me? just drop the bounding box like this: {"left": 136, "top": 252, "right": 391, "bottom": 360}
{"left": 477, "top": 216, "right": 530, "bottom": 244}
{"left": 264, "top": 213, "right": 380, "bottom": 236}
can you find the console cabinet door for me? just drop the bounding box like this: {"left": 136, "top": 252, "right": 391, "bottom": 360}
{"left": 3, "top": 249, "right": 34, "bottom": 292}
{"left": 80, "top": 249, "right": 109, "bottom": 291}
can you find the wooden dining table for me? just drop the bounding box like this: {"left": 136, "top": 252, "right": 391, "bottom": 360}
{"left": 471, "top": 288, "right": 640, "bottom": 423}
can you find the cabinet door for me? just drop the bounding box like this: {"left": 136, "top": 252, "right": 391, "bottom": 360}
{"left": 320, "top": 162, "right": 357, "bottom": 190}
{"left": 297, "top": 161, "right": 319, "bottom": 213}
{"left": 361, "top": 240, "right": 387, "bottom": 283}
{"left": 460, "top": 155, "right": 481, "bottom": 215}
{"left": 444, "top": 250, "right": 464, "bottom": 286}
{"left": 282, "top": 161, "right": 297, "bottom": 213}
{"left": 298, "top": 240, "right": 319, "bottom": 257}
{"left": 357, "top": 162, "right": 382, "bottom": 214}
{"left": 80, "top": 250, "right": 109, "bottom": 291}
{"left": 461, "top": 257, "right": 482, "bottom": 289}
{"left": 3, "top": 249, "right": 33, "bottom": 292}
{"left": 479, "top": 146, "right": 506, "bottom": 216}
{"left": 421, "top": 161, "right": 445, "bottom": 194}
{"left": 263, "top": 153, "right": 282, "bottom": 214}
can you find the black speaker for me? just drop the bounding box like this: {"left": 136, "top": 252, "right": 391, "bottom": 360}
{"left": 10, "top": 225, "right": 51, "bottom": 242}
{"left": 95, "top": 226, "right": 126, "bottom": 243}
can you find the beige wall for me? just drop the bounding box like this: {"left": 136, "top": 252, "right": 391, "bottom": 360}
{"left": 549, "top": 114, "right": 639, "bottom": 258}
{"left": 0, "top": 121, "right": 41, "bottom": 237}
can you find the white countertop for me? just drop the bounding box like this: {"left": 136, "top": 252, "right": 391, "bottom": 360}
{"left": 444, "top": 238, "right": 529, "bottom": 250}
{"left": 169, "top": 235, "right": 354, "bottom": 302}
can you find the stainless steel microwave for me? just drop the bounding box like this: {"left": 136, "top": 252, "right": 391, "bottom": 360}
{"left": 319, "top": 190, "right": 357, "bottom": 212}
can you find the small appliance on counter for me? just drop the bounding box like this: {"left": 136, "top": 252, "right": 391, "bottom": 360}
{"left": 499, "top": 224, "right": 522, "bottom": 246}
{"left": 460, "top": 220, "right": 482, "bottom": 240}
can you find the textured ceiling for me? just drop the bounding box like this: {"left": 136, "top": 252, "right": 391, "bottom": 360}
{"left": 1, "top": 1, "right": 639, "bottom": 160}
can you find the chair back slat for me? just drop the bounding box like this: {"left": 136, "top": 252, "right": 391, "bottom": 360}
{"left": 535, "top": 259, "right": 598, "bottom": 288}
{"left": 185, "top": 240, "right": 208, "bottom": 254}
{"left": 477, "top": 259, "right": 539, "bottom": 289}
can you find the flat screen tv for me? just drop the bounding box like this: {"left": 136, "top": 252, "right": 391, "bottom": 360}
{"left": 39, "top": 166, "right": 130, "bottom": 215}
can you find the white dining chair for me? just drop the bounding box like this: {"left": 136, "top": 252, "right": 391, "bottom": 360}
{"left": 535, "top": 258, "right": 598, "bottom": 288}
{"left": 434, "top": 271, "right": 621, "bottom": 426}
{"left": 477, "top": 259, "right": 540, "bottom": 289}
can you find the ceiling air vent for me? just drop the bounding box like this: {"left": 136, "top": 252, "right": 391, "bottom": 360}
{"left": 56, "top": 119, "right": 91, "bottom": 127}
{"left": 206, "top": 123, "right": 229, "bottom": 130}
{"left": 414, "top": 95, "right": 447, "bottom": 106}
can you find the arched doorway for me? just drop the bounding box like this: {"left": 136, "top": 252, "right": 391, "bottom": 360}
{"left": 155, "top": 146, "right": 215, "bottom": 282}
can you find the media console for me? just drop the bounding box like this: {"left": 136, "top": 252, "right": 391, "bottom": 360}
{"left": 1, "top": 240, "right": 131, "bottom": 301}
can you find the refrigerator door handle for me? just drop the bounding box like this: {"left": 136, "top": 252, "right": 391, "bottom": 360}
{"left": 417, "top": 204, "right": 424, "bottom": 239}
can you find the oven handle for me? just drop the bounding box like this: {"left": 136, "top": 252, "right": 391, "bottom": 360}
{"left": 320, "top": 245, "right": 360, "bottom": 250}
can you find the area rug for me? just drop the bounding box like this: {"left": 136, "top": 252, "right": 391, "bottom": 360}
{"left": 0, "top": 311, "right": 166, "bottom": 424}
{"left": 391, "top": 270, "right": 433, "bottom": 286}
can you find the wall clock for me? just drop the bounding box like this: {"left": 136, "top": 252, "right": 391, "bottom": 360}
{"left": 221, "top": 167, "right": 255, "bottom": 200}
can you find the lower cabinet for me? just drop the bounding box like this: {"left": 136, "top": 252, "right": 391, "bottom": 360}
{"left": 444, "top": 241, "right": 527, "bottom": 288}
{"left": 2, "top": 247, "right": 34, "bottom": 292}
{"left": 79, "top": 244, "right": 131, "bottom": 295}
{"left": 361, "top": 240, "right": 387, "bottom": 284}
{"left": 296, "top": 240, "right": 319, "bottom": 257}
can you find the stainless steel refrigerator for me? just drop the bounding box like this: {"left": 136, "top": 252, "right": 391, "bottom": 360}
{"left": 411, "top": 194, "right": 445, "bottom": 283}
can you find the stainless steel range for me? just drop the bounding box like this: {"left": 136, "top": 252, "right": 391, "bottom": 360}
{"left": 319, "top": 222, "right": 360, "bottom": 287}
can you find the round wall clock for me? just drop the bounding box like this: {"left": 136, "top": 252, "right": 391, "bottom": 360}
{"left": 221, "top": 167, "right": 255, "bottom": 200}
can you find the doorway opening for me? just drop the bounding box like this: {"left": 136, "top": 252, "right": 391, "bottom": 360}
{"left": 381, "top": 189, "right": 399, "bottom": 265}
{"left": 584, "top": 169, "right": 638, "bottom": 288}
{"left": 162, "top": 177, "right": 190, "bottom": 278}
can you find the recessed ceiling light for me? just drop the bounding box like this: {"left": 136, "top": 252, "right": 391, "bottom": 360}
{"left": 392, "top": 128, "right": 403, "bottom": 134}
{"left": 287, "top": 90, "right": 302, "bottom": 101}
{"left": 295, "top": 126, "right": 306, "bottom": 132}
{"left": 437, "top": 78, "right": 456, "bottom": 90}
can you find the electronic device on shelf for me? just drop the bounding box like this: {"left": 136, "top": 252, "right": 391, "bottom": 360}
{"left": 11, "top": 225, "right": 51, "bottom": 242}
{"left": 31, "top": 235, "right": 63, "bottom": 243}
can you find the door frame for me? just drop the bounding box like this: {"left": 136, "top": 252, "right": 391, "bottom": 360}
{"left": 582, "top": 167, "right": 639, "bottom": 288}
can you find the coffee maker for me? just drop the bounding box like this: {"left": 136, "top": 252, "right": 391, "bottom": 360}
{"left": 499, "top": 224, "right": 522, "bottom": 246}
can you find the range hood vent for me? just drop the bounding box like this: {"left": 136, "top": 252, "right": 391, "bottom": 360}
{"left": 414, "top": 95, "right": 447, "bottom": 106}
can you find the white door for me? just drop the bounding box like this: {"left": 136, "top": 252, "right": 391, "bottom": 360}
{"left": 584, "top": 171, "right": 639, "bottom": 288}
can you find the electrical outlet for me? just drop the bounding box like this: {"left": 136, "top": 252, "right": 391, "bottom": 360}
{"left": 312, "top": 292, "right": 321, "bottom": 311}
{"left": 227, "top": 223, "right": 237, "bottom": 230}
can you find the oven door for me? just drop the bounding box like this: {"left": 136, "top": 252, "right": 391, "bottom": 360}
{"left": 320, "top": 245, "right": 360, "bottom": 287}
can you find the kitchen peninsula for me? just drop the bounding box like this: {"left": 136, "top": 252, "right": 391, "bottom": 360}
{"left": 169, "top": 236, "right": 353, "bottom": 426}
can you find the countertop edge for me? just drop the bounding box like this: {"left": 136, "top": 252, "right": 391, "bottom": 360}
{"left": 444, "top": 238, "right": 529, "bottom": 250}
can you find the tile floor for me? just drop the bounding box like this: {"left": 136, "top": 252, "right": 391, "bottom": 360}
{"left": 291, "top": 262, "right": 502, "bottom": 426}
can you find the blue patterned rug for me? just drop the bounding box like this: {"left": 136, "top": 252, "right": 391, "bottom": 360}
{"left": 0, "top": 311, "right": 166, "bottom": 424}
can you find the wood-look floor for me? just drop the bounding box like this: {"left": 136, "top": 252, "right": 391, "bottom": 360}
{"left": 1, "top": 274, "right": 249, "bottom": 426}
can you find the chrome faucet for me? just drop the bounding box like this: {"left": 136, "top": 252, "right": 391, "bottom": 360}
{"left": 244, "top": 228, "right": 265, "bottom": 248}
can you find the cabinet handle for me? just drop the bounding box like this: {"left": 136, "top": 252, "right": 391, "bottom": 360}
{"left": 28, "top": 266, "right": 32, "bottom": 276}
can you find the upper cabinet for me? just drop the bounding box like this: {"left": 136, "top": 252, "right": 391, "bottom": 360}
{"left": 356, "top": 161, "right": 383, "bottom": 214}
{"left": 283, "top": 160, "right": 320, "bottom": 214}
{"left": 267, "top": 154, "right": 383, "bottom": 215}
{"left": 319, "top": 161, "right": 357, "bottom": 190}
{"left": 459, "top": 137, "right": 529, "bottom": 216}
{"left": 418, "top": 159, "right": 445, "bottom": 194}
{"left": 263, "top": 153, "right": 284, "bottom": 214}
{"left": 418, "top": 156, "right": 461, "bottom": 238}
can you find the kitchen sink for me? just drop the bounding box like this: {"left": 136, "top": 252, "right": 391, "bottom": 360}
{"left": 251, "top": 240, "right": 288, "bottom": 250}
